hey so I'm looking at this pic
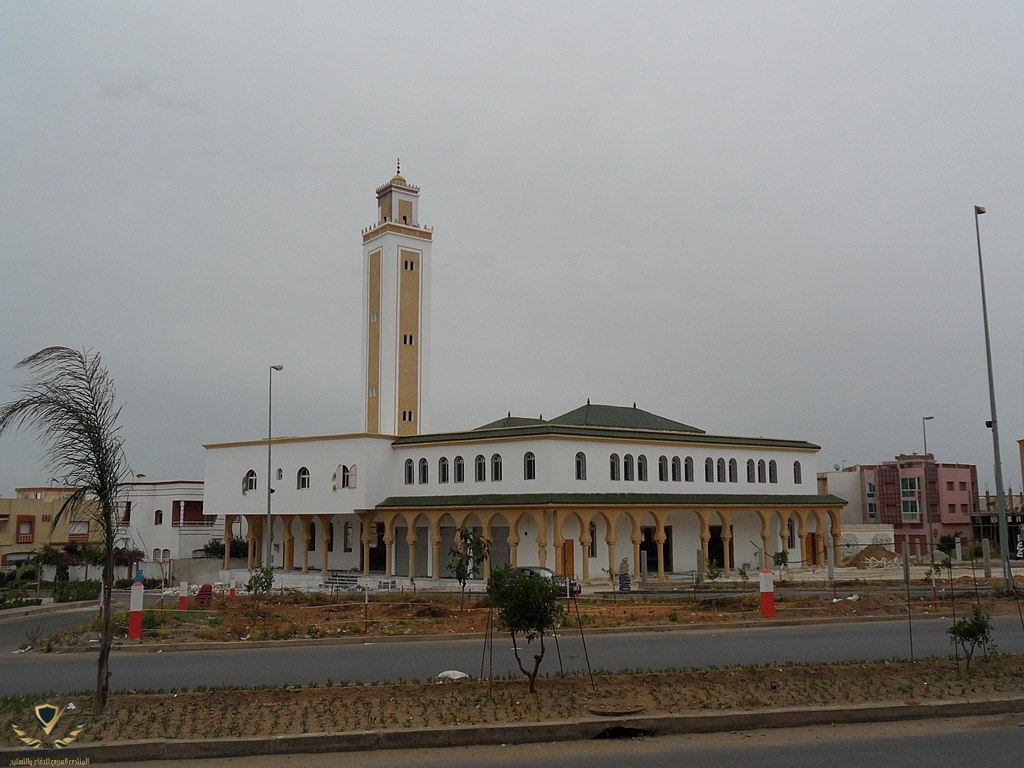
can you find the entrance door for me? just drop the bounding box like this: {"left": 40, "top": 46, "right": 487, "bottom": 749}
{"left": 640, "top": 526, "right": 673, "bottom": 574}
{"left": 366, "top": 523, "right": 386, "bottom": 572}
{"left": 560, "top": 539, "right": 575, "bottom": 577}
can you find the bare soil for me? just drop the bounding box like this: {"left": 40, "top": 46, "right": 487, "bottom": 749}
{"left": 3, "top": 586, "right": 1023, "bottom": 748}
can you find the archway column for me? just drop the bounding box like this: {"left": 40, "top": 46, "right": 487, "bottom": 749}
{"left": 318, "top": 515, "right": 332, "bottom": 575}
{"left": 300, "top": 515, "right": 311, "bottom": 573}
{"left": 281, "top": 515, "right": 296, "bottom": 570}
{"left": 430, "top": 523, "right": 442, "bottom": 581}
{"left": 223, "top": 514, "right": 237, "bottom": 571}
{"left": 577, "top": 511, "right": 592, "bottom": 584}
{"left": 405, "top": 527, "right": 418, "bottom": 580}
{"left": 535, "top": 511, "right": 548, "bottom": 569}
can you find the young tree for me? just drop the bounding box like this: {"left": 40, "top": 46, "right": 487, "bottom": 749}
{"left": 0, "top": 347, "right": 130, "bottom": 711}
{"left": 446, "top": 527, "right": 490, "bottom": 610}
{"left": 948, "top": 604, "right": 994, "bottom": 672}
{"left": 487, "top": 566, "right": 564, "bottom": 693}
{"left": 246, "top": 566, "right": 275, "bottom": 622}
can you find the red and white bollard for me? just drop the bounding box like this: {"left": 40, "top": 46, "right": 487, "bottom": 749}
{"left": 229, "top": 577, "right": 236, "bottom": 600}
{"left": 178, "top": 580, "right": 188, "bottom": 611}
{"left": 128, "top": 581, "right": 144, "bottom": 640}
{"left": 759, "top": 569, "right": 776, "bottom": 618}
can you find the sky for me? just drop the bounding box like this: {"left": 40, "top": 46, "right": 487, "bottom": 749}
{"left": 2, "top": 1, "right": 1023, "bottom": 498}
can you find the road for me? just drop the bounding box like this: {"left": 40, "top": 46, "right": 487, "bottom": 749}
{"left": 88, "top": 714, "right": 1024, "bottom": 768}
{"left": 2, "top": 610, "right": 1023, "bottom": 696}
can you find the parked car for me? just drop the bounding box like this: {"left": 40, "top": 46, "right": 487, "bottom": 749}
{"left": 512, "top": 565, "right": 581, "bottom": 596}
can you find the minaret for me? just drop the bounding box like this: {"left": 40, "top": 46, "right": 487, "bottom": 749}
{"left": 361, "top": 162, "right": 432, "bottom": 436}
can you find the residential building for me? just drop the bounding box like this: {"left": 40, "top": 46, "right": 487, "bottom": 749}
{"left": 821, "top": 456, "right": 978, "bottom": 555}
{"left": 0, "top": 487, "right": 103, "bottom": 568}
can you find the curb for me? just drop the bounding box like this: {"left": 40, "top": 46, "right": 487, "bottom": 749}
{"left": 3, "top": 697, "right": 1022, "bottom": 763}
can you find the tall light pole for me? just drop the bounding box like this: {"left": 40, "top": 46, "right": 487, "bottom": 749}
{"left": 922, "top": 415, "right": 935, "bottom": 606}
{"left": 265, "top": 364, "right": 284, "bottom": 569}
{"left": 922, "top": 415, "right": 935, "bottom": 554}
{"left": 973, "top": 205, "right": 1013, "bottom": 592}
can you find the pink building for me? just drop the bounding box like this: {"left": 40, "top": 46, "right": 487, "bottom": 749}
{"left": 830, "top": 455, "right": 977, "bottom": 554}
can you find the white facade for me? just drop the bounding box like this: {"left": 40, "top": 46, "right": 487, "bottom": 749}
{"left": 202, "top": 171, "right": 844, "bottom": 585}
{"left": 117, "top": 480, "right": 207, "bottom": 579}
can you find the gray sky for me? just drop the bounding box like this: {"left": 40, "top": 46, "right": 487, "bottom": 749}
{"left": 2, "top": 1, "right": 1023, "bottom": 497}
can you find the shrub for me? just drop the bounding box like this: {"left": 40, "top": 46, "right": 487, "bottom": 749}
{"left": 53, "top": 579, "right": 101, "bottom": 603}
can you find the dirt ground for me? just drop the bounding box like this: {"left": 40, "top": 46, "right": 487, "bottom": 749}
{"left": 3, "top": 586, "right": 1023, "bottom": 748}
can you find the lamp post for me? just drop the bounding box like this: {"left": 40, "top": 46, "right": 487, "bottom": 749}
{"left": 973, "top": 206, "right": 1013, "bottom": 592}
{"left": 265, "top": 364, "right": 284, "bottom": 569}
{"left": 922, "top": 415, "right": 935, "bottom": 606}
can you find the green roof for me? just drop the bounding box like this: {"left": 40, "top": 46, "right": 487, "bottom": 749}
{"left": 548, "top": 403, "right": 704, "bottom": 433}
{"left": 395, "top": 402, "right": 816, "bottom": 451}
{"left": 377, "top": 492, "right": 847, "bottom": 509}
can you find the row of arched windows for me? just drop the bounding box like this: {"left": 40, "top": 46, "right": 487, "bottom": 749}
{"left": 241, "top": 465, "right": 357, "bottom": 494}
{"left": 243, "top": 452, "right": 802, "bottom": 492}
{"left": 598, "top": 454, "right": 803, "bottom": 485}
{"left": 404, "top": 452, "right": 539, "bottom": 485}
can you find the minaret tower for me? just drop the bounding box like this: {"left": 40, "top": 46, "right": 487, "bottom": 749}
{"left": 361, "top": 162, "right": 432, "bottom": 436}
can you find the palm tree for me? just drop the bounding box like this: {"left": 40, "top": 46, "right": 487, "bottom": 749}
{"left": 0, "top": 347, "right": 129, "bottom": 711}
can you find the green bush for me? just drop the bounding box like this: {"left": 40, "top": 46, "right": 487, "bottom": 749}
{"left": 53, "top": 579, "right": 101, "bottom": 603}
{"left": 0, "top": 594, "right": 43, "bottom": 610}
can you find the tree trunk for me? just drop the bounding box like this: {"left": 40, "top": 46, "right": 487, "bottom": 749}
{"left": 95, "top": 517, "right": 115, "bottom": 711}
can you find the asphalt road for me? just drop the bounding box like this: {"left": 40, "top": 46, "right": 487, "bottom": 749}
{"left": 87, "top": 714, "right": 1024, "bottom": 768}
{"left": 2, "top": 610, "right": 1023, "bottom": 696}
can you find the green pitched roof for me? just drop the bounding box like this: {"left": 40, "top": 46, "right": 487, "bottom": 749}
{"left": 395, "top": 402, "right": 818, "bottom": 450}
{"left": 548, "top": 403, "right": 704, "bottom": 433}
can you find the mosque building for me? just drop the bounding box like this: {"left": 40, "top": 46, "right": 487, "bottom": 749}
{"left": 204, "top": 169, "right": 845, "bottom": 587}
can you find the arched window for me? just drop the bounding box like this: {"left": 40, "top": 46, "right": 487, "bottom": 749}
{"left": 341, "top": 464, "right": 355, "bottom": 489}
{"left": 297, "top": 467, "right": 310, "bottom": 490}
{"left": 308, "top": 521, "right": 316, "bottom": 551}
{"left": 161, "top": 548, "right": 170, "bottom": 561}
{"left": 454, "top": 456, "right": 465, "bottom": 483}
{"left": 418, "top": 457, "right": 429, "bottom": 484}
{"left": 671, "top": 456, "right": 681, "bottom": 482}
{"left": 684, "top": 456, "right": 694, "bottom": 482}
{"left": 704, "top": 457, "right": 714, "bottom": 482}
{"left": 747, "top": 459, "right": 756, "bottom": 483}
{"left": 475, "top": 454, "right": 486, "bottom": 482}
{"left": 716, "top": 458, "right": 726, "bottom": 483}
{"left": 491, "top": 454, "right": 503, "bottom": 482}
{"left": 343, "top": 521, "right": 353, "bottom": 552}
{"left": 728, "top": 459, "right": 738, "bottom": 483}
{"left": 439, "top": 457, "right": 450, "bottom": 484}
{"left": 575, "top": 452, "right": 587, "bottom": 481}
{"left": 769, "top": 460, "right": 778, "bottom": 484}
{"left": 243, "top": 469, "right": 257, "bottom": 492}
{"left": 786, "top": 519, "right": 796, "bottom": 549}
{"left": 757, "top": 459, "right": 766, "bottom": 483}
{"left": 793, "top": 461, "right": 803, "bottom": 484}
{"left": 609, "top": 454, "right": 621, "bottom": 481}
{"left": 404, "top": 459, "right": 414, "bottom": 485}
{"left": 524, "top": 452, "right": 536, "bottom": 481}
{"left": 623, "top": 454, "right": 635, "bottom": 481}
{"left": 637, "top": 455, "right": 648, "bottom": 482}
{"left": 658, "top": 456, "right": 669, "bottom": 482}
{"left": 327, "top": 522, "right": 335, "bottom": 552}
{"left": 152, "top": 548, "right": 160, "bottom": 561}
{"left": 588, "top": 521, "right": 597, "bottom": 558}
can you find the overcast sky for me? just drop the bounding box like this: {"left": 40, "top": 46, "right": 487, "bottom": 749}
{"left": 2, "top": 1, "right": 1023, "bottom": 498}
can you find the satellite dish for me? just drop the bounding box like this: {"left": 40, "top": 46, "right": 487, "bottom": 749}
{"left": 833, "top": 464, "right": 841, "bottom": 471}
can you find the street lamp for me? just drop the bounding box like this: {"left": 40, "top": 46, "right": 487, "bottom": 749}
{"left": 922, "top": 415, "right": 935, "bottom": 606}
{"left": 265, "top": 364, "right": 284, "bottom": 569}
{"left": 922, "top": 415, "right": 935, "bottom": 553}
{"left": 973, "top": 205, "right": 1013, "bottom": 592}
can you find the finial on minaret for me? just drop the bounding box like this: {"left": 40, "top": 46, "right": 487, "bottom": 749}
{"left": 396, "top": 157, "right": 401, "bottom": 175}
